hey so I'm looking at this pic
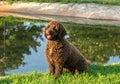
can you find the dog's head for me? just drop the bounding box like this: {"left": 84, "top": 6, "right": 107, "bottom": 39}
{"left": 44, "top": 21, "right": 67, "bottom": 40}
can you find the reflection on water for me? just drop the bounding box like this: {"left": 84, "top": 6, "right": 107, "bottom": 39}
{"left": 0, "top": 17, "right": 47, "bottom": 75}
{"left": 0, "top": 17, "right": 120, "bottom": 75}
{"left": 64, "top": 23, "right": 120, "bottom": 63}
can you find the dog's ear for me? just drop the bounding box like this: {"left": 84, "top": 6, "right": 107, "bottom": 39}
{"left": 57, "top": 23, "right": 67, "bottom": 39}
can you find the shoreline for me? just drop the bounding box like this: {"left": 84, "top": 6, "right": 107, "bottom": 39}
{"left": 1, "top": 11, "right": 120, "bottom": 26}
{"left": 0, "top": 1, "right": 120, "bottom": 26}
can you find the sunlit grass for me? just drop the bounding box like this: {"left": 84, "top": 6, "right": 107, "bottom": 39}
{"left": 0, "top": 62, "right": 120, "bottom": 84}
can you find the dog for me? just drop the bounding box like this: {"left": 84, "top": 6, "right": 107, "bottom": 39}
{"left": 44, "top": 21, "right": 90, "bottom": 78}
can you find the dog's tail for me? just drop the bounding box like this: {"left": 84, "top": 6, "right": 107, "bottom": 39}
{"left": 86, "top": 60, "right": 91, "bottom": 66}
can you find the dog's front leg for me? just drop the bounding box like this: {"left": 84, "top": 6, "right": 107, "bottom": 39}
{"left": 48, "top": 62, "right": 55, "bottom": 75}
{"left": 54, "top": 60, "right": 64, "bottom": 79}
{"left": 46, "top": 55, "right": 55, "bottom": 75}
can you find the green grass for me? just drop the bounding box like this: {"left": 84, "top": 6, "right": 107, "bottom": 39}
{"left": 1, "top": 0, "right": 120, "bottom": 5}
{"left": 0, "top": 62, "right": 120, "bottom": 84}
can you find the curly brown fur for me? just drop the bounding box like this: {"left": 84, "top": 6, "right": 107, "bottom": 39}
{"left": 44, "top": 21, "right": 90, "bottom": 78}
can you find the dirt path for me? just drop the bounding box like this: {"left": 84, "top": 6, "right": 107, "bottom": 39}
{"left": 0, "top": 1, "right": 120, "bottom": 26}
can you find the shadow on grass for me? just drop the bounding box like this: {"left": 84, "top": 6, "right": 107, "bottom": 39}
{"left": 88, "top": 63, "right": 120, "bottom": 76}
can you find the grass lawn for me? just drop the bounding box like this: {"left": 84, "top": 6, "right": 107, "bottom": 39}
{"left": 2, "top": 0, "right": 120, "bottom": 5}
{"left": 0, "top": 62, "right": 120, "bottom": 84}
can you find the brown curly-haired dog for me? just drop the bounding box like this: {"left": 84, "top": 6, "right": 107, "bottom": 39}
{"left": 44, "top": 21, "right": 90, "bottom": 78}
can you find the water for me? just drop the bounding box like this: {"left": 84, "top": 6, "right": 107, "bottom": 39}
{"left": 0, "top": 17, "right": 120, "bottom": 75}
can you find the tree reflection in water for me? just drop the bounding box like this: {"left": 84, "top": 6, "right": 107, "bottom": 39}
{"left": 0, "top": 17, "right": 45, "bottom": 76}
{"left": 64, "top": 23, "right": 120, "bottom": 63}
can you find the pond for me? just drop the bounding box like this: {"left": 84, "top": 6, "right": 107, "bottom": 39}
{"left": 0, "top": 16, "right": 120, "bottom": 76}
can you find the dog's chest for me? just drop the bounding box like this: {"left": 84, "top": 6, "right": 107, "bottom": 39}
{"left": 49, "top": 47, "right": 55, "bottom": 56}
{"left": 47, "top": 46, "right": 59, "bottom": 63}
{"left": 48, "top": 45, "right": 62, "bottom": 56}
{"left": 46, "top": 41, "right": 64, "bottom": 58}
